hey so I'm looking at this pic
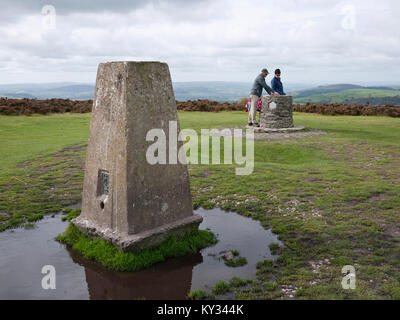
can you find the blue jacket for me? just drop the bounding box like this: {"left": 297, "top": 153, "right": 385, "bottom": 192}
{"left": 271, "top": 76, "right": 285, "bottom": 95}
{"left": 250, "top": 74, "right": 273, "bottom": 97}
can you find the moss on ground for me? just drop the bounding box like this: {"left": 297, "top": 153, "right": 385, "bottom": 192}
{"left": 230, "top": 277, "right": 252, "bottom": 288}
{"left": 212, "top": 281, "right": 232, "bottom": 295}
{"left": 56, "top": 223, "right": 217, "bottom": 272}
{"left": 225, "top": 256, "right": 247, "bottom": 267}
{"left": 0, "top": 144, "right": 86, "bottom": 231}
{"left": 61, "top": 208, "right": 81, "bottom": 221}
{"left": 188, "top": 290, "right": 213, "bottom": 300}
{"left": 269, "top": 243, "right": 281, "bottom": 255}
{"left": 222, "top": 249, "right": 247, "bottom": 267}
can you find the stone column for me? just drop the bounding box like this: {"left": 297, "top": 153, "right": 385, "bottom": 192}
{"left": 73, "top": 61, "right": 202, "bottom": 252}
{"left": 259, "top": 96, "right": 294, "bottom": 129}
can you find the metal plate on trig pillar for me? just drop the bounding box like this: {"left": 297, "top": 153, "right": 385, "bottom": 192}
{"left": 97, "top": 170, "right": 109, "bottom": 196}
{"left": 101, "top": 172, "right": 109, "bottom": 195}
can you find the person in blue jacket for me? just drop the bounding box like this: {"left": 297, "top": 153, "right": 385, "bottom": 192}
{"left": 271, "top": 69, "right": 286, "bottom": 96}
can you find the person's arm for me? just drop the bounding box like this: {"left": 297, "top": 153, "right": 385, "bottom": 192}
{"left": 260, "top": 77, "right": 274, "bottom": 95}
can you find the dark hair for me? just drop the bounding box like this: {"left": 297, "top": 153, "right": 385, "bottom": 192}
{"left": 275, "top": 69, "right": 281, "bottom": 75}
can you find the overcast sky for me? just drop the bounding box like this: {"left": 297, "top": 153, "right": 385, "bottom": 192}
{"left": 0, "top": 0, "right": 399, "bottom": 85}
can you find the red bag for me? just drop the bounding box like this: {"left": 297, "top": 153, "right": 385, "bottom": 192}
{"left": 245, "top": 98, "right": 251, "bottom": 112}
{"left": 245, "top": 98, "right": 262, "bottom": 112}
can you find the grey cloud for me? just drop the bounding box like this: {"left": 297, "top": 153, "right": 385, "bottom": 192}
{"left": 0, "top": 0, "right": 209, "bottom": 16}
{"left": 0, "top": 0, "right": 399, "bottom": 84}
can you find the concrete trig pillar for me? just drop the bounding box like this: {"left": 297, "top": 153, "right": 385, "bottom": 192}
{"left": 73, "top": 61, "right": 202, "bottom": 252}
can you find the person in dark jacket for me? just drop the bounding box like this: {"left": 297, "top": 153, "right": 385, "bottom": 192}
{"left": 248, "top": 68, "right": 276, "bottom": 126}
{"left": 271, "top": 68, "right": 286, "bottom": 96}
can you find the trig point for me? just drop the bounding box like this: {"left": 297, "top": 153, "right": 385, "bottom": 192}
{"left": 247, "top": 96, "right": 305, "bottom": 132}
{"left": 260, "top": 96, "right": 294, "bottom": 129}
{"left": 73, "top": 61, "right": 203, "bottom": 252}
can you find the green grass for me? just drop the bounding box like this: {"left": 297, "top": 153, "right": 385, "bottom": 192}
{"left": 178, "top": 111, "right": 245, "bottom": 132}
{"left": 293, "top": 88, "right": 400, "bottom": 104}
{"left": 230, "top": 277, "right": 252, "bottom": 287}
{"left": 294, "top": 113, "right": 400, "bottom": 145}
{"left": 56, "top": 223, "right": 217, "bottom": 271}
{"left": 265, "top": 282, "right": 278, "bottom": 291}
{"left": 26, "top": 213, "right": 44, "bottom": 222}
{"left": 188, "top": 290, "right": 211, "bottom": 300}
{"left": 256, "top": 260, "right": 274, "bottom": 272}
{"left": 225, "top": 256, "right": 247, "bottom": 267}
{"left": 61, "top": 208, "right": 81, "bottom": 221}
{"left": 0, "top": 113, "right": 90, "bottom": 231}
{"left": 0, "top": 113, "right": 90, "bottom": 181}
{"left": 1, "top": 111, "right": 400, "bottom": 299}
{"left": 212, "top": 281, "right": 232, "bottom": 295}
{"left": 269, "top": 243, "right": 281, "bottom": 255}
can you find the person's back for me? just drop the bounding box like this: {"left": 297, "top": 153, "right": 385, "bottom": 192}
{"left": 251, "top": 74, "right": 273, "bottom": 97}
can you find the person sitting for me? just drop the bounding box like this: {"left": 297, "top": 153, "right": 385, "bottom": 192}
{"left": 271, "top": 69, "right": 286, "bottom": 96}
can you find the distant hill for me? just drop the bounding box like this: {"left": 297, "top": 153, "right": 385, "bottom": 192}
{"left": 291, "top": 84, "right": 400, "bottom": 105}
{"left": 292, "top": 84, "right": 363, "bottom": 98}
{"left": 1, "top": 82, "right": 400, "bottom": 105}
{"left": 0, "top": 82, "right": 250, "bottom": 101}
{"left": 173, "top": 82, "right": 250, "bottom": 102}
{"left": 0, "top": 83, "right": 94, "bottom": 100}
{"left": 0, "top": 81, "right": 309, "bottom": 102}
{"left": 0, "top": 92, "right": 36, "bottom": 99}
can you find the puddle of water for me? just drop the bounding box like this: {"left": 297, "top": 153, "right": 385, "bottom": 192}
{"left": 0, "top": 217, "right": 88, "bottom": 300}
{"left": 191, "top": 208, "right": 280, "bottom": 292}
{"left": 0, "top": 207, "right": 280, "bottom": 300}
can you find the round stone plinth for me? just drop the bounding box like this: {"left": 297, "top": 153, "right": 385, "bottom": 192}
{"left": 260, "top": 96, "right": 294, "bottom": 129}
{"left": 245, "top": 125, "right": 305, "bottom": 133}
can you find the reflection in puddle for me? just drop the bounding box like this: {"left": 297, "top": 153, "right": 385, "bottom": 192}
{"left": 0, "top": 207, "right": 280, "bottom": 300}
{"left": 69, "top": 249, "right": 202, "bottom": 300}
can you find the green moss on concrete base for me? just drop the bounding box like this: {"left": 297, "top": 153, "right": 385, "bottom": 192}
{"left": 56, "top": 223, "right": 217, "bottom": 272}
